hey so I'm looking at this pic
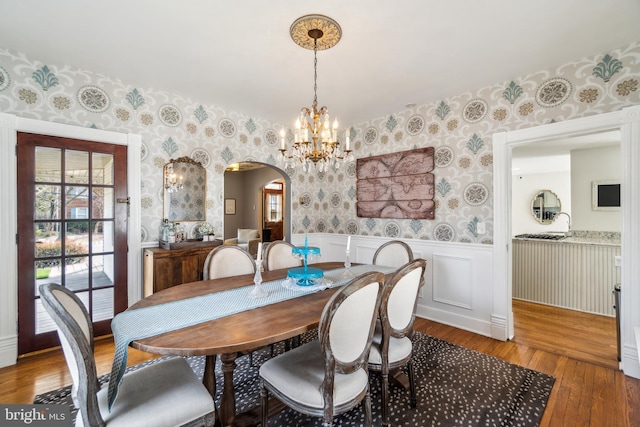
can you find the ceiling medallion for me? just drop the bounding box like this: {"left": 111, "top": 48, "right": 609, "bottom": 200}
{"left": 289, "top": 14, "right": 342, "bottom": 51}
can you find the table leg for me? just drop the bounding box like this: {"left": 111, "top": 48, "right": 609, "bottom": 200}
{"left": 219, "top": 352, "right": 238, "bottom": 427}
{"left": 203, "top": 354, "right": 217, "bottom": 399}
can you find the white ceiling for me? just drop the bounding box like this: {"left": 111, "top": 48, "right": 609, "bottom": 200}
{"left": 2, "top": 0, "right": 640, "bottom": 127}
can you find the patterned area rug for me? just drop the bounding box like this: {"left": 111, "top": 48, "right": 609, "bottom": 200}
{"left": 34, "top": 332, "right": 554, "bottom": 426}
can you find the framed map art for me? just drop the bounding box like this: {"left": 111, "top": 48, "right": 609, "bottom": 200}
{"left": 356, "top": 147, "right": 435, "bottom": 219}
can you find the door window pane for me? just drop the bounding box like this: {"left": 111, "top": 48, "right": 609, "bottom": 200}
{"left": 35, "top": 222, "right": 61, "bottom": 245}
{"left": 35, "top": 147, "right": 61, "bottom": 183}
{"left": 92, "top": 288, "right": 114, "bottom": 322}
{"left": 65, "top": 185, "right": 90, "bottom": 220}
{"left": 35, "top": 185, "right": 62, "bottom": 220}
{"left": 92, "top": 187, "right": 114, "bottom": 219}
{"left": 65, "top": 222, "right": 89, "bottom": 254}
{"left": 35, "top": 298, "right": 56, "bottom": 334}
{"left": 65, "top": 150, "right": 89, "bottom": 184}
{"left": 92, "top": 221, "right": 114, "bottom": 253}
{"left": 93, "top": 254, "right": 114, "bottom": 288}
{"left": 92, "top": 152, "right": 114, "bottom": 185}
{"left": 35, "top": 235, "right": 62, "bottom": 260}
{"left": 65, "top": 256, "right": 89, "bottom": 291}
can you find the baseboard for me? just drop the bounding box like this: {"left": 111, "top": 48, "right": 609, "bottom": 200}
{"left": 416, "top": 305, "right": 492, "bottom": 338}
{"left": 0, "top": 334, "right": 17, "bottom": 368}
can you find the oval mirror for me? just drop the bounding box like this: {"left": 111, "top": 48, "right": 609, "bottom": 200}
{"left": 531, "top": 189, "right": 561, "bottom": 224}
{"left": 163, "top": 157, "right": 206, "bottom": 222}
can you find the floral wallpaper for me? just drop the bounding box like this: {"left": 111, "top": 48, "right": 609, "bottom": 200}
{"left": 0, "top": 41, "right": 639, "bottom": 244}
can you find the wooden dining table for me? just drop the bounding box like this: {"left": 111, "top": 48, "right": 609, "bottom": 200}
{"left": 126, "top": 262, "right": 394, "bottom": 427}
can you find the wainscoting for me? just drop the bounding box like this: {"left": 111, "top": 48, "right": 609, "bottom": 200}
{"left": 295, "top": 233, "right": 496, "bottom": 338}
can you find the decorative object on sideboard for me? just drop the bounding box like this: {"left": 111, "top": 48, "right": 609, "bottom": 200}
{"left": 198, "top": 222, "right": 214, "bottom": 241}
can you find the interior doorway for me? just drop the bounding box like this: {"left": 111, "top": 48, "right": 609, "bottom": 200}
{"left": 510, "top": 131, "right": 620, "bottom": 366}
{"left": 223, "top": 162, "right": 291, "bottom": 243}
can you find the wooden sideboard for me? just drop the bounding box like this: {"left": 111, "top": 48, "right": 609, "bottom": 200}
{"left": 143, "top": 240, "right": 222, "bottom": 296}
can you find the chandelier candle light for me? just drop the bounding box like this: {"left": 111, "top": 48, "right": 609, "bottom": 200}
{"left": 280, "top": 14, "right": 353, "bottom": 173}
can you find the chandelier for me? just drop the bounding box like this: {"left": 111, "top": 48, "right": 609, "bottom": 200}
{"left": 164, "top": 163, "right": 183, "bottom": 193}
{"left": 280, "top": 14, "right": 353, "bottom": 173}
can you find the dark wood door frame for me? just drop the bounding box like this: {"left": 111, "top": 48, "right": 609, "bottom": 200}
{"left": 16, "top": 132, "right": 129, "bottom": 354}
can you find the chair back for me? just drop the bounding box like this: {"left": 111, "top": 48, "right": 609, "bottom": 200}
{"left": 203, "top": 245, "right": 256, "bottom": 280}
{"left": 372, "top": 240, "right": 414, "bottom": 267}
{"left": 381, "top": 259, "right": 426, "bottom": 337}
{"left": 263, "top": 240, "right": 302, "bottom": 271}
{"left": 318, "top": 271, "right": 384, "bottom": 375}
{"left": 39, "top": 283, "right": 104, "bottom": 427}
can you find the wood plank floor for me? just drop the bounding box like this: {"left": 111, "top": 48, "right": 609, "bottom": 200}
{"left": 1, "top": 301, "right": 638, "bottom": 426}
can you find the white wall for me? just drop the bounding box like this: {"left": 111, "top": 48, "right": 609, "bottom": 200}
{"left": 511, "top": 171, "right": 571, "bottom": 236}
{"left": 571, "top": 145, "right": 621, "bottom": 232}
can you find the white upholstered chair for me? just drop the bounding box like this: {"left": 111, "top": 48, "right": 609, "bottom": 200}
{"left": 263, "top": 240, "right": 302, "bottom": 271}
{"left": 39, "top": 283, "right": 215, "bottom": 427}
{"left": 368, "top": 258, "right": 427, "bottom": 426}
{"left": 259, "top": 271, "right": 384, "bottom": 427}
{"left": 372, "top": 240, "right": 414, "bottom": 267}
{"left": 203, "top": 245, "right": 256, "bottom": 280}
{"left": 223, "top": 228, "right": 261, "bottom": 257}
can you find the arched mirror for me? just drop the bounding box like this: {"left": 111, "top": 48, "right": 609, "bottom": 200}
{"left": 163, "top": 157, "right": 206, "bottom": 222}
{"left": 531, "top": 189, "right": 561, "bottom": 224}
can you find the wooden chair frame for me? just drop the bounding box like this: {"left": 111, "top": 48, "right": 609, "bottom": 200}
{"left": 372, "top": 240, "right": 414, "bottom": 266}
{"left": 202, "top": 245, "right": 256, "bottom": 280}
{"left": 369, "top": 258, "right": 427, "bottom": 425}
{"left": 261, "top": 271, "right": 384, "bottom": 426}
{"left": 263, "top": 240, "right": 302, "bottom": 271}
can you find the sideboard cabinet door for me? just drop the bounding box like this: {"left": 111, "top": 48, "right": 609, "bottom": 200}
{"left": 143, "top": 241, "right": 222, "bottom": 296}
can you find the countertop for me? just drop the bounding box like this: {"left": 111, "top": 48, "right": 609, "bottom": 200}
{"left": 513, "top": 230, "right": 621, "bottom": 246}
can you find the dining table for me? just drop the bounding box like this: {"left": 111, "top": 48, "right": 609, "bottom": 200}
{"left": 116, "top": 261, "right": 397, "bottom": 427}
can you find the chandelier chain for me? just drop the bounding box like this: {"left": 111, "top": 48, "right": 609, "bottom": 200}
{"left": 313, "top": 38, "right": 318, "bottom": 110}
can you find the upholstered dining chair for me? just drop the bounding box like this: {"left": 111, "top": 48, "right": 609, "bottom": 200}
{"left": 203, "top": 245, "right": 256, "bottom": 280}
{"left": 263, "top": 240, "right": 302, "bottom": 271}
{"left": 372, "top": 240, "right": 414, "bottom": 267}
{"left": 368, "top": 258, "right": 427, "bottom": 426}
{"left": 259, "top": 271, "right": 384, "bottom": 427}
{"left": 39, "top": 283, "right": 215, "bottom": 427}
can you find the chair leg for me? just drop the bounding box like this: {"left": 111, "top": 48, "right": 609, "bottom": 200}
{"left": 261, "top": 386, "right": 269, "bottom": 426}
{"left": 203, "top": 411, "right": 215, "bottom": 427}
{"left": 381, "top": 372, "right": 390, "bottom": 426}
{"left": 407, "top": 360, "right": 417, "bottom": 408}
{"left": 363, "top": 385, "right": 373, "bottom": 427}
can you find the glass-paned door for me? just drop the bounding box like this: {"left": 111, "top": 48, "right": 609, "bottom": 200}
{"left": 17, "top": 133, "right": 128, "bottom": 354}
{"left": 263, "top": 181, "right": 284, "bottom": 241}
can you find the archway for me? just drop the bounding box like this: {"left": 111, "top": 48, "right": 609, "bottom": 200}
{"left": 222, "top": 162, "right": 292, "bottom": 243}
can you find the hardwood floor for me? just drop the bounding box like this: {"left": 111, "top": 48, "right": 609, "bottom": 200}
{"left": 1, "top": 302, "right": 638, "bottom": 426}
{"left": 512, "top": 299, "right": 618, "bottom": 370}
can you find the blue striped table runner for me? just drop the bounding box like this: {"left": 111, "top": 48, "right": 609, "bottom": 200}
{"left": 107, "top": 264, "right": 395, "bottom": 410}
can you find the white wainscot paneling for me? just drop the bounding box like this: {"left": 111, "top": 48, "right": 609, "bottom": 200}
{"left": 294, "top": 233, "right": 496, "bottom": 339}
{"left": 432, "top": 254, "right": 472, "bottom": 309}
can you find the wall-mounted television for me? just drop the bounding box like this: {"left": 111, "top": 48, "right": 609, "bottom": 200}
{"left": 592, "top": 180, "right": 621, "bottom": 211}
